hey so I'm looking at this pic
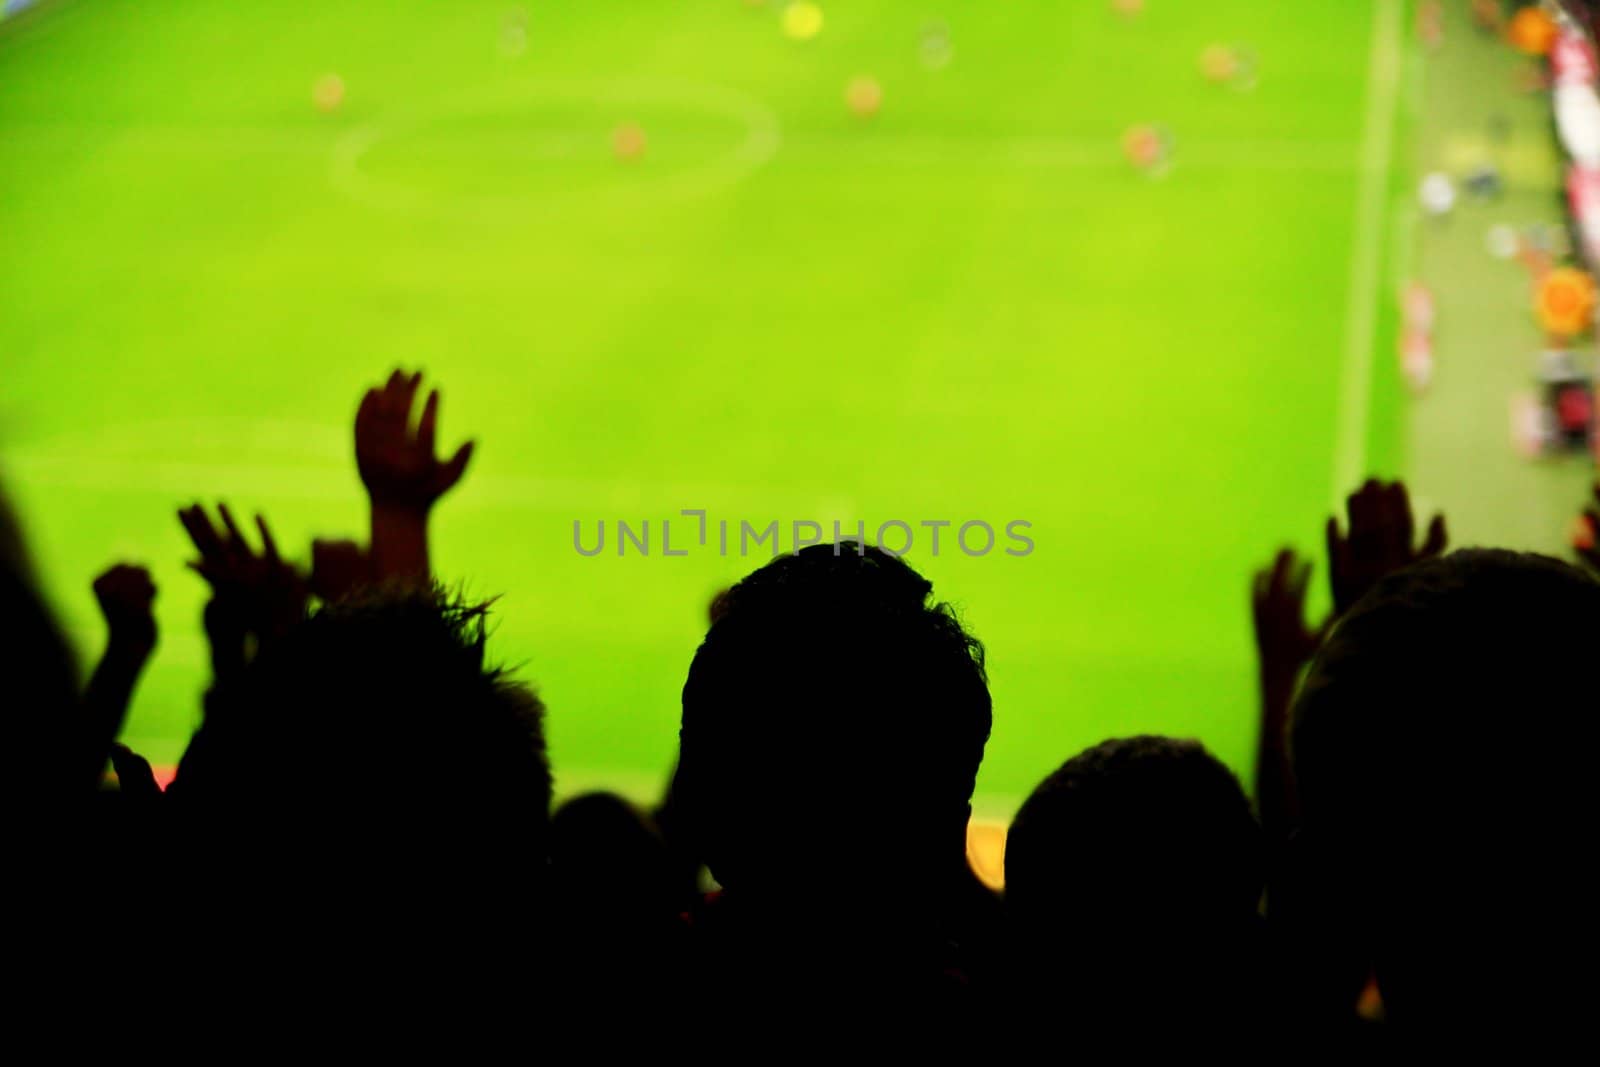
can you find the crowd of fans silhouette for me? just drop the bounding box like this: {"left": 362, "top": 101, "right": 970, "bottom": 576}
{"left": 4, "top": 368, "right": 1597, "bottom": 1040}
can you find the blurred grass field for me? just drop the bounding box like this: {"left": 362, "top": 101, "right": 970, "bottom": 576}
{"left": 2, "top": 0, "right": 1400, "bottom": 811}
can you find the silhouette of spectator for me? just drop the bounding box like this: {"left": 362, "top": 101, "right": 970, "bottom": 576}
{"left": 1291, "top": 549, "right": 1600, "bottom": 1032}
{"left": 549, "top": 791, "right": 686, "bottom": 998}
{"left": 2, "top": 478, "right": 158, "bottom": 800}
{"left": 168, "top": 585, "right": 552, "bottom": 1001}
{"left": 1253, "top": 481, "right": 1447, "bottom": 846}
{"left": 553, "top": 791, "right": 679, "bottom": 922}
{"left": 3, "top": 481, "right": 168, "bottom": 1021}
{"left": 646, "top": 587, "right": 733, "bottom": 920}
{"left": 675, "top": 543, "right": 995, "bottom": 1010}
{"left": 1004, "top": 735, "right": 1266, "bottom": 1030}
{"left": 159, "top": 370, "right": 542, "bottom": 1003}
{"left": 168, "top": 363, "right": 481, "bottom": 804}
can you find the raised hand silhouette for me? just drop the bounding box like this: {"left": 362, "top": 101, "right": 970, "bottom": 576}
{"left": 1326, "top": 479, "right": 1447, "bottom": 616}
{"left": 355, "top": 369, "right": 475, "bottom": 580}
{"left": 82, "top": 563, "right": 159, "bottom": 790}
{"left": 93, "top": 564, "right": 157, "bottom": 658}
{"left": 1252, "top": 548, "right": 1326, "bottom": 677}
{"left": 1251, "top": 547, "right": 1328, "bottom": 844}
{"left": 178, "top": 503, "right": 307, "bottom": 669}
{"left": 356, "top": 369, "right": 474, "bottom": 511}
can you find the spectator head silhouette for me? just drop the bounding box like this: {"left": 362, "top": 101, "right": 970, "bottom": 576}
{"left": 1293, "top": 548, "right": 1600, "bottom": 1026}
{"left": 551, "top": 791, "right": 678, "bottom": 926}
{"left": 177, "top": 586, "right": 550, "bottom": 875}
{"left": 1003, "top": 736, "right": 1263, "bottom": 1027}
{"left": 1006, "top": 735, "right": 1262, "bottom": 946}
{"left": 678, "top": 543, "right": 991, "bottom": 897}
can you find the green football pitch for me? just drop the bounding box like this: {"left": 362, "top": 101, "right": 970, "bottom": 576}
{"left": 2, "top": 0, "right": 1415, "bottom": 812}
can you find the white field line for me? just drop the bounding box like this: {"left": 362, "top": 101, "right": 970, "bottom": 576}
{"left": 2, "top": 120, "right": 1358, "bottom": 172}
{"left": 1331, "top": 0, "right": 1406, "bottom": 509}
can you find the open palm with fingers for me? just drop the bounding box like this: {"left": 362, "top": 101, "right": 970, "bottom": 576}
{"left": 355, "top": 369, "right": 475, "bottom": 513}
{"left": 1252, "top": 548, "right": 1326, "bottom": 680}
{"left": 178, "top": 502, "right": 308, "bottom": 652}
{"left": 1326, "top": 479, "right": 1448, "bottom": 616}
